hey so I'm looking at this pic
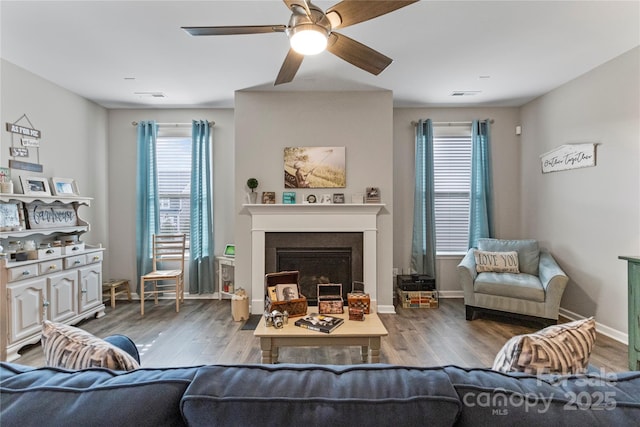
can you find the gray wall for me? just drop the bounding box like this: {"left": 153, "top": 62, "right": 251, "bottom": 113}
{"left": 520, "top": 47, "right": 639, "bottom": 339}
{"left": 234, "top": 91, "right": 394, "bottom": 312}
{"left": 106, "top": 109, "right": 235, "bottom": 289}
{"left": 392, "top": 107, "right": 521, "bottom": 295}
{"left": 0, "top": 59, "right": 109, "bottom": 263}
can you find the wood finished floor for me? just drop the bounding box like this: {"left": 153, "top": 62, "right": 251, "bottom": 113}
{"left": 14, "top": 298, "right": 629, "bottom": 372}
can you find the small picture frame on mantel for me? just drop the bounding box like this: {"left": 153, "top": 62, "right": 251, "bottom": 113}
{"left": 365, "top": 187, "right": 381, "bottom": 203}
{"left": 283, "top": 191, "right": 296, "bottom": 204}
{"left": 262, "top": 191, "right": 276, "bottom": 204}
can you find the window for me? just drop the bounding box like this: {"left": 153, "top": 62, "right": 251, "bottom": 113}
{"left": 433, "top": 125, "right": 472, "bottom": 254}
{"left": 156, "top": 132, "right": 191, "bottom": 246}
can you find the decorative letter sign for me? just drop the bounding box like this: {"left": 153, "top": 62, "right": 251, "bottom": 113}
{"left": 540, "top": 143, "right": 596, "bottom": 174}
{"left": 25, "top": 202, "right": 78, "bottom": 229}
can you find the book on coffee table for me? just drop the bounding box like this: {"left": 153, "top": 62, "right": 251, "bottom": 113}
{"left": 294, "top": 313, "right": 344, "bottom": 334}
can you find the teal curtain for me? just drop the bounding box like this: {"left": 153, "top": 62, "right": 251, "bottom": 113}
{"left": 410, "top": 119, "right": 436, "bottom": 277}
{"left": 135, "top": 121, "right": 159, "bottom": 293}
{"left": 189, "top": 120, "right": 215, "bottom": 294}
{"left": 468, "top": 120, "right": 494, "bottom": 248}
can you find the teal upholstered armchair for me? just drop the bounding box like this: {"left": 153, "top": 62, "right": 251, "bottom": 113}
{"left": 457, "top": 239, "right": 569, "bottom": 327}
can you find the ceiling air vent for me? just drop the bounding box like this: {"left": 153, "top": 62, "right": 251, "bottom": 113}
{"left": 134, "top": 92, "right": 166, "bottom": 98}
{"left": 451, "top": 91, "right": 481, "bottom": 97}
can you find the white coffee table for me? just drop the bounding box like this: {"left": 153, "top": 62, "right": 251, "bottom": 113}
{"left": 254, "top": 309, "right": 388, "bottom": 364}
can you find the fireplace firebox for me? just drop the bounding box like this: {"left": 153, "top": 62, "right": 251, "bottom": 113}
{"left": 265, "top": 232, "right": 363, "bottom": 306}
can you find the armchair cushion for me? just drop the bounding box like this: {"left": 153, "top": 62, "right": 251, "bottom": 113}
{"left": 474, "top": 272, "right": 545, "bottom": 302}
{"left": 478, "top": 238, "right": 539, "bottom": 275}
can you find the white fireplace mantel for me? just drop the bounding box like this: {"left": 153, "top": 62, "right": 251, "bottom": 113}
{"left": 245, "top": 203, "right": 384, "bottom": 314}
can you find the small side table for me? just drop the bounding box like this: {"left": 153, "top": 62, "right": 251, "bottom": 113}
{"left": 102, "top": 279, "right": 132, "bottom": 309}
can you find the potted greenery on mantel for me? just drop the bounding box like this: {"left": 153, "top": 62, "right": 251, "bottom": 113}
{"left": 247, "top": 178, "right": 259, "bottom": 204}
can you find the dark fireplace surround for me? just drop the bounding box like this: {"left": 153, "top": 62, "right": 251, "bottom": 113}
{"left": 265, "top": 232, "right": 363, "bottom": 306}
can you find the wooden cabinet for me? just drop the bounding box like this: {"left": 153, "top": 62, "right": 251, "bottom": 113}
{"left": 7, "top": 277, "right": 47, "bottom": 344}
{"left": 619, "top": 256, "right": 640, "bottom": 370}
{"left": 79, "top": 262, "right": 102, "bottom": 312}
{"left": 1, "top": 194, "right": 105, "bottom": 362}
{"left": 47, "top": 270, "right": 77, "bottom": 323}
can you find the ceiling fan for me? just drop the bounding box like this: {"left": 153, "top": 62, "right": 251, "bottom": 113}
{"left": 182, "top": 0, "right": 418, "bottom": 85}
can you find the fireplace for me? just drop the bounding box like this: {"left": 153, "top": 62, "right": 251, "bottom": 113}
{"left": 265, "top": 232, "right": 363, "bottom": 305}
{"left": 246, "top": 204, "right": 383, "bottom": 314}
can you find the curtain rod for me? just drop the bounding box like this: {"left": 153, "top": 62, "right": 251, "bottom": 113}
{"left": 411, "top": 119, "right": 493, "bottom": 126}
{"left": 131, "top": 121, "right": 215, "bottom": 127}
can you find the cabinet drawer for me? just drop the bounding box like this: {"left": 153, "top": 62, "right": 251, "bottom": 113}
{"left": 39, "top": 259, "right": 63, "bottom": 275}
{"left": 37, "top": 246, "right": 62, "bottom": 260}
{"left": 62, "top": 242, "right": 85, "bottom": 255}
{"left": 86, "top": 252, "right": 103, "bottom": 264}
{"left": 64, "top": 255, "right": 86, "bottom": 269}
{"left": 8, "top": 264, "right": 39, "bottom": 282}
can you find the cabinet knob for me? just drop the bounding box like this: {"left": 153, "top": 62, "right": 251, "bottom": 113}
{"left": 48, "top": 265, "right": 57, "bottom": 270}
{"left": 43, "top": 300, "right": 50, "bottom": 307}
{"left": 74, "top": 260, "right": 81, "bottom": 265}
{"left": 93, "top": 256, "right": 100, "bottom": 261}
{"left": 22, "top": 271, "right": 30, "bottom": 276}
{"left": 46, "top": 249, "right": 54, "bottom": 254}
{"left": 81, "top": 289, "right": 87, "bottom": 294}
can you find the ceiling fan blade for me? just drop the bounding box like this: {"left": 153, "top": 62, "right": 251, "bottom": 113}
{"left": 182, "top": 25, "right": 286, "bottom": 36}
{"left": 326, "top": 33, "right": 392, "bottom": 75}
{"left": 326, "top": 0, "right": 418, "bottom": 29}
{"left": 275, "top": 49, "right": 304, "bottom": 85}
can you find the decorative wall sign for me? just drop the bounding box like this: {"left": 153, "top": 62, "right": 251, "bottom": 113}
{"left": 8, "top": 159, "right": 43, "bottom": 173}
{"left": 25, "top": 202, "right": 78, "bottom": 229}
{"left": 21, "top": 138, "right": 40, "bottom": 147}
{"left": 540, "top": 143, "right": 597, "bottom": 174}
{"left": 5, "top": 122, "right": 41, "bottom": 138}
{"left": 10, "top": 147, "right": 29, "bottom": 157}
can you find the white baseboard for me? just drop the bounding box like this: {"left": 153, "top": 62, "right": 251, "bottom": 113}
{"left": 377, "top": 304, "right": 396, "bottom": 314}
{"left": 438, "top": 290, "right": 464, "bottom": 299}
{"left": 425, "top": 292, "right": 627, "bottom": 345}
{"left": 559, "top": 307, "right": 628, "bottom": 345}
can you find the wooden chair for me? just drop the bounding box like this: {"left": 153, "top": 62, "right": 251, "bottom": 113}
{"left": 140, "top": 234, "right": 186, "bottom": 316}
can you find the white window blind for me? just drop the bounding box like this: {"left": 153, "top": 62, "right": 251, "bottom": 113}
{"left": 156, "top": 136, "right": 191, "bottom": 246}
{"left": 433, "top": 126, "right": 472, "bottom": 254}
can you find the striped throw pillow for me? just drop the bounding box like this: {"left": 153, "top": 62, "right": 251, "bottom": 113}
{"left": 41, "top": 320, "right": 139, "bottom": 371}
{"left": 492, "top": 317, "right": 596, "bottom": 375}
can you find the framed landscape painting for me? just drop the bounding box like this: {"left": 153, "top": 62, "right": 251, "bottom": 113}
{"left": 284, "top": 146, "right": 346, "bottom": 189}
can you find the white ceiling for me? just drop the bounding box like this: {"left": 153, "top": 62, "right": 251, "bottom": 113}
{"left": 1, "top": 1, "right": 638, "bottom": 109}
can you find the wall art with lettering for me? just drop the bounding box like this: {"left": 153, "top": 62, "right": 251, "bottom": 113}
{"left": 540, "top": 143, "right": 597, "bottom": 174}
{"left": 24, "top": 202, "right": 78, "bottom": 229}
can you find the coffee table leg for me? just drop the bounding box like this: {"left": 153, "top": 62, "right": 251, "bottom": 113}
{"left": 272, "top": 346, "right": 279, "bottom": 364}
{"left": 361, "top": 346, "right": 369, "bottom": 363}
{"left": 260, "top": 338, "right": 273, "bottom": 363}
{"left": 370, "top": 337, "right": 381, "bottom": 363}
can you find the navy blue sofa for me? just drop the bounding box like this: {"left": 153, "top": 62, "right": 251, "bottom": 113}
{"left": 2, "top": 360, "right": 640, "bottom": 426}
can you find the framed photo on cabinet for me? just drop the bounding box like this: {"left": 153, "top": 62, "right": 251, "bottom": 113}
{"left": 50, "top": 177, "right": 80, "bottom": 196}
{"left": 20, "top": 176, "right": 50, "bottom": 196}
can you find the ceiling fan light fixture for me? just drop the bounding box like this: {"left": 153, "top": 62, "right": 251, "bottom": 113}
{"left": 289, "top": 24, "right": 329, "bottom": 55}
